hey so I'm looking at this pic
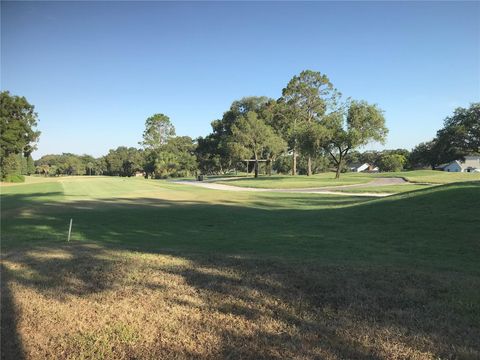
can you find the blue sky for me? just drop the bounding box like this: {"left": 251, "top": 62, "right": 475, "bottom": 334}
{"left": 2, "top": 1, "right": 479, "bottom": 158}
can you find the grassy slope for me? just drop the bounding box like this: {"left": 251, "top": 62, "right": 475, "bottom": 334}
{"left": 2, "top": 176, "right": 479, "bottom": 271}
{"left": 1, "top": 176, "right": 480, "bottom": 359}
{"left": 377, "top": 169, "right": 480, "bottom": 183}
{"left": 336, "top": 183, "right": 433, "bottom": 193}
{"left": 215, "top": 170, "right": 480, "bottom": 188}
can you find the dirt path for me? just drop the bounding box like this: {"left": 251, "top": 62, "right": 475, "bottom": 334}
{"left": 171, "top": 178, "right": 408, "bottom": 197}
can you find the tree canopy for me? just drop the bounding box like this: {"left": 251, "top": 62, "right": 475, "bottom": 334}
{"left": 280, "top": 70, "right": 340, "bottom": 176}
{"left": 196, "top": 97, "right": 274, "bottom": 174}
{"left": 409, "top": 103, "right": 479, "bottom": 169}
{"left": 326, "top": 100, "right": 388, "bottom": 178}
{"left": 437, "top": 103, "right": 480, "bottom": 159}
{"left": 231, "top": 111, "right": 286, "bottom": 178}
{"left": 378, "top": 154, "right": 406, "bottom": 172}
{"left": 0, "top": 91, "right": 40, "bottom": 181}
{"left": 140, "top": 113, "right": 175, "bottom": 149}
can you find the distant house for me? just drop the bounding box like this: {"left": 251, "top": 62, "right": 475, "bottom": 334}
{"left": 134, "top": 171, "right": 146, "bottom": 177}
{"left": 438, "top": 156, "right": 480, "bottom": 173}
{"left": 349, "top": 163, "right": 379, "bottom": 173}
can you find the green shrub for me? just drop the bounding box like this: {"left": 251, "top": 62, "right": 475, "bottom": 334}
{"left": 1, "top": 154, "right": 21, "bottom": 178}
{"left": 378, "top": 154, "right": 406, "bottom": 172}
{"left": 3, "top": 173, "right": 25, "bottom": 183}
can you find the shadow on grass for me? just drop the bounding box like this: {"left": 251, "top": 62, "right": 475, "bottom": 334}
{"left": 0, "top": 191, "right": 64, "bottom": 216}
{"left": 1, "top": 264, "right": 26, "bottom": 360}
{"left": 166, "top": 255, "right": 479, "bottom": 359}
{"left": 1, "top": 242, "right": 479, "bottom": 359}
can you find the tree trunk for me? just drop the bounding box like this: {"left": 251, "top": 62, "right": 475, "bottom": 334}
{"left": 335, "top": 165, "right": 341, "bottom": 179}
{"left": 254, "top": 159, "right": 259, "bottom": 178}
{"left": 292, "top": 148, "right": 297, "bottom": 176}
{"left": 335, "top": 153, "right": 343, "bottom": 179}
{"left": 307, "top": 156, "right": 312, "bottom": 176}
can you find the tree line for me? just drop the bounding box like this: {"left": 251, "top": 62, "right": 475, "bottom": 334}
{"left": 1, "top": 73, "right": 478, "bottom": 182}
{"left": 35, "top": 126, "right": 197, "bottom": 178}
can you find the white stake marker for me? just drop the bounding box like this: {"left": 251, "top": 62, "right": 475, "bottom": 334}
{"left": 68, "top": 218, "right": 73, "bottom": 242}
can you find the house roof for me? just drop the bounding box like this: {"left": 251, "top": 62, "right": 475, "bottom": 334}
{"left": 442, "top": 156, "right": 480, "bottom": 170}
{"left": 461, "top": 156, "right": 480, "bottom": 170}
{"left": 349, "top": 162, "right": 371, "bottom": 167}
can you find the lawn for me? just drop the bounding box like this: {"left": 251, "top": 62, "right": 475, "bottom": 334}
{"left": 376, "top": 169, "right": 480, "bottom": 184}
{"left": 216, "top": 172, "right": 373, "bottom": 188}
{"left": 214, "top": 170, "right": 480, "bottom": 189}
{"left": 333, "top": 183, "right": 433, "bottom": 193}
{"left": 1, "top": 176, "right": 480, "bottom": 359}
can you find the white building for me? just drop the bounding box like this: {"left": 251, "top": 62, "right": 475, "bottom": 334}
{"left": 350, "top": 163, "right": 379, "bottom": 173}
{"left": 442, "top": 156, "right": 480, "bottom": 173}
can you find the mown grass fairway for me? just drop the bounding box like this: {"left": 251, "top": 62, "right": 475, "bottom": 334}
{"left": 1, "top": 176, "right": 480, "bottom": 359}
{"left": 331, "top": 184, "right": 432, "bottom": 193}
{"left": 215, "top": 170, "right": 480, "bottom": 188}
{"left": 377, "top": 169, "right": 480, "bottom": 184}
{"left": 216, "top": 172, "right": 373, "bottom": 188}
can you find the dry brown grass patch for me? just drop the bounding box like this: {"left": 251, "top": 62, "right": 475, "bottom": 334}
{"left": 1, "top": 243, "right": 479, "bottom": 359}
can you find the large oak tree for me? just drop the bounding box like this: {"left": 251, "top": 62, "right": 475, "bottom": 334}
{"left": 0, "top": 91, "right": 40, "bottom": 180}
{"left": 231, "top": 111, "right": 286, "bottom": 178}
{"left": 436, "top": 103, "right": 480, "bottom": 159}
{"left": 326, "top": 100, "right": 387, "bottom": 178}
